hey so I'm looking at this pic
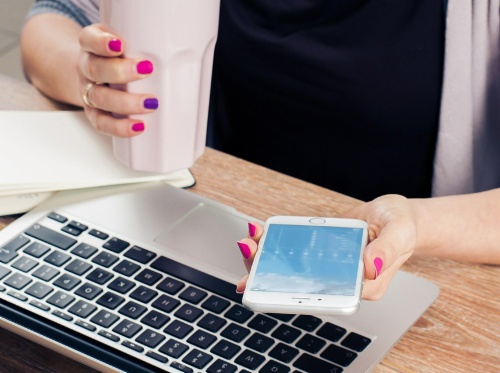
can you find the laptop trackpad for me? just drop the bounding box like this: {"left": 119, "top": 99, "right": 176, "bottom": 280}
{"left": 154, "top": 203, "right": 249, "bottom": 279}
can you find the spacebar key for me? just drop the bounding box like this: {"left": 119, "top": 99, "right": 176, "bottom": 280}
{"left": 25, "top": 224, "right": 77, "bottom": 250}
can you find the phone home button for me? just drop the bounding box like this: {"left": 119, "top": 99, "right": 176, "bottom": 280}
{"left": 309, "top": 218, "right": 326, "bottom": 225}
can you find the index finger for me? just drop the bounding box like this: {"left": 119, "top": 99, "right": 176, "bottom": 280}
{"left": 79, "top": 23, "right": 123, "bottom": 56}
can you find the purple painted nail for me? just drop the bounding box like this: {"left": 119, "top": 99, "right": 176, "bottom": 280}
{"left": 248, "top": 222, "right": 257, "bottom": 238}
{"left": 131, "top": 122, "right": 145, "bottom": 132}
{"left": 137, "top": 60, "right": 154, "bottom": 74}
{"left": 108, "top": 38, "right": 122, "bottom": 52}
{"left": 374, "top": 257, "right": 383, "bottom": 279}
{"left": 144, "top": 98, "right": 159, "bottom": 110}
{"left": 237, "top": 241, "right": 251, "bottom": 259}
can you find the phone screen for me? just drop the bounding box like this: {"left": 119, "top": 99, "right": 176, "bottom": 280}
{"left": 251, "top": 224, "right": 364, "bottom": 296}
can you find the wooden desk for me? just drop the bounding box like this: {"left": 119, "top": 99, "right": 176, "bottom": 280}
{"left": 0, "top": 74, "right": 498, "bottom": 372}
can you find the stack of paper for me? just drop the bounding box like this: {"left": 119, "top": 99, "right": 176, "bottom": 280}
{"left": 0, "top": 110, "right": 196, "bottom": 215}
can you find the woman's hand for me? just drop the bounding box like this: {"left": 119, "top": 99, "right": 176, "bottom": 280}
{"left": 236, "top": 195, "right": 419, "bottom": 301}
{"left": 78, "top": 24, "right": 159, "bottom": 137}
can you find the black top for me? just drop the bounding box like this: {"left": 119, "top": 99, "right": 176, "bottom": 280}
{"left": 209, "top": 0, "right": 445, "bottom": 201}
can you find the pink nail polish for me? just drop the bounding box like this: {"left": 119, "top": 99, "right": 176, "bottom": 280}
{"left": 108, "top": 38, "right": 122, "bottom": 52}
{"left": 237, "top": 241, "right": 251, "bottom": 259}
{"left": 137, "top": 60, "right": 154, "bottom": 74}
{"left": 235, "top": 289, "right": 244, "bottom": 294}
{"left": 248, "top": 222, "right": 257, "bottom": 238}
{"left": 132, "top": 122, "right": 145, "bottom": 132}
{"left": 374, "top": 257, "right": 383, "bottom": 279}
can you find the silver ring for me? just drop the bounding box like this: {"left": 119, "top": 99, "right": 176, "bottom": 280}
{"left": 82, "top": 82, "right": 100, "bottom": 108}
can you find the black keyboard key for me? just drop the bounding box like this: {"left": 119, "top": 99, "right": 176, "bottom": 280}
{"left": 244, "top": 332, "right": 275, "bottom": 353}
{"left": 340, "top": 332, "right": 372, "bottom": 352}
{"left": 135, "top": 268, "right": 162, "bottom": 285}
{"left": 146, "top": 351, "right": 168, "bottom": 364}
{"left": 156, "top": 276, "right": 184, "bottom": 294}
{"left": 268, "top": 313, "right": 295, "bottom": 322}
{"left": 182, "top": 349, "right": 213, "bottom": 369}
{"left": 187, "top": 330, "right": 217, "bottom": 349}
{"left": 124, "top": 245, "right": 156, "bottom": 264}
{"left": 142, "top": 310, "right": 170, "bottom": 329}
{"left": 159, "top": 339, "right": 189, "bottom": 358}
{"left": 272, "top": 324, "right": 302, "bottom": 344}
{"left": 108, "top": 277, "right": 136, "bottom": 294}
{"left": 292, "top": 315, "right": 322, "bottom": 332}
{"left": 293, "top": 354, "right": 343, "bottom": 373}
{"left": 75, "top": 282, "right": 103, "bottom": 300}
{"left": 92, "top": 252, "right": 119, "bottom": 268}
{"left": 174, "top": 304, "right": 203, "bottom": 323}
{"left": 44, "top": 250, "right": 71, "bottom": 267}
{"left": 2, "top": 235, "right": 30, "bottom": 252}
{"left": 30, "top": 300, "right": 50, "bottom": 311}
{"left": 23, "top": 242, "right": 50, "bottom": 258}
{"left": 135, "top": 329, "right": 166, "bottom": 348}
{"left": 197, "top": 313, "right": 226, "bottom": 332}
{"left": 65, "top": 259, "right": 92, "bottom": 276}
{"left": 152, "top": 294, "right": 180, "bottom": 313}
{"left": 97, "top": 292, "right": 126, "bottom": 310}
{"left": 260, "top": 360, "right": 290, "bottom": 373}
{"left": 113, "top": 260, "right": 140, "bottom": 276}
{"left": 68, "top": 300, "right": 97, "bottom": 318}
{"left": 179, "top": 286, "right": 208, "bottom": 304}
{"left": 53, "top": 273, "right": 81, "bottom": 290}
{"left": 32, "top": 264, "right": 59, "bottom": 281}
{"left": 71, "top": 243, "right": 98, "bottom": 259}
{"left": 320, "top": 344, "right": 358, "bottom": 367}
{"left": 224, "top": 304, "right": 253, "bottom": 324}
{"left": 269, "top": 342, "right": 300, "bottom": 364}
{"left": 98, "top": 330, "right": 120, "bottom": 341}
{"left": 316, "top": 322, "right": 347, "bottom": 343}
{"left": 91, "top": 310, "right": 119, "bottom": 328}
{"left": 67, "top": 220, "right": 88, "bottom": 232}
{"left": 86, "top": 268, "right": 114, "bottom": 284}
{"left": 296, "top": 333, "right": 326, "bottom": 354}
{"left": 234, "top": 349, "right": 266, "bottom": 370}
{"left": 5, "top": 273, "right": 32, "bottom": 290}
{"left": 119, "top": 301, "right": 147, "bottom": 319}
{"left": 89, "top": 229, "right": 109, "bottom": 240}
{"left": 210, "top": 339, "right": 241, "bottom": 359}
{"left": 7, "top": 290, "right": 27, "bottom": 301}
{"left": 61, "top": 225, "right": 83, "bottom": 237}
{"left": 220, "top": 323, "right": 250, "bottom": 343}
{"left": 25, "top": 281, "right": 54, "bottom": 299}
{"left": 248, "top": 314, "right": 278, "bottom": 333}
{"left": 113, "top": 319, "right": 142, "bottom": 338}
{"left": 207, "top": 359, "right": 237, "bottom": 373}
{"left": 170, "top": 361, "right": 193, "bottom": 373}
{"left": 46, "top": 290, "right": 75, "bottom": 308}
{"left": 0, "top": 265, "right": 11, "bottom": 280}
{"left": 75, "top": 320, "right": 97, "bottom": 332}
{"left": 25, "top": 224, "right": 76, "bottom": 250}
{"left": 48, "top": 212, "right": 67, "bottom": 223}
{"left": 130, "top": 285, "right": 158, "bottom": 303}
{"left": 12, "top": 256, "right": 38, "bottom": 272}
{"left": 201, "top": 295, "right": 230, "bottom": 314}
{"left": 103, "top": 237, "right": 129, "bottom": 253}
{"left": 164, "top": 319, "right": 193, "bottom": 339}
{"left": 122, "top": 340, "right": 144, "bottom": 352}
{"left": 52, "top": 310, "right": 73, "bottom": 321}
{"left": 0, "top": 248, "right": 17, "bottom": 264}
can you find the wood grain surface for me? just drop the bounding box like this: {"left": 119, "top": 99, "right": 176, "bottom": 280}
{"left": 1, "top": 74, "right": 499, "bottom": 373}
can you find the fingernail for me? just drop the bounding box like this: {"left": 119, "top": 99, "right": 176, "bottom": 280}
{"left": 131, "top": 122, "right": 145, "bottom": 132}
{"left": 374, "top": 257, "right": 383, "bottom": 279}
{"left": 248, "top": 222, "right": 257, "bottom": 238}
{"left": 237, "top": 241, "right": 251, "bottom": 259}
{"left": 108, "top": 38, "right": 122, "bottom": 52}
{"left": 137, "top": 60, "right": 154, "bottom": 74}
{"left": 144, "top": 98, "right": 159, "bottom": 110}
{"left": 235, "top": 289, "right": 244, "bottom": 294}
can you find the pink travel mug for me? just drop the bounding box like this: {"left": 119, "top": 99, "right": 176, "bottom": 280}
{"left": 100, "top": 0, "right": 220, "bottom": 173}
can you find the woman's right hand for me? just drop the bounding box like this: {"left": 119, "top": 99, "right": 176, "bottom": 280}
{"left": 78, "top": 24, "right": 159, "bottom": 137}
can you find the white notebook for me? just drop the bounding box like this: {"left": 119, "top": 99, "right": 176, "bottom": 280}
{"left": 0, "top": 110, "right": 195, "bottom": 215}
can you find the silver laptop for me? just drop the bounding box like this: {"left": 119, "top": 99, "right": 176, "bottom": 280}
{"left": 0, "top": 183, "right": 439, "bottom": 373}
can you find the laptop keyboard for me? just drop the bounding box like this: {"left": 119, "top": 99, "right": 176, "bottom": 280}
{"left": 0, "top": 212, "right": 372, "bottom": 373}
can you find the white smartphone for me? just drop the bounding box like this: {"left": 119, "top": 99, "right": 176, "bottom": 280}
{"left": 242, "top": 216, "right": 368, "bottom": 316}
